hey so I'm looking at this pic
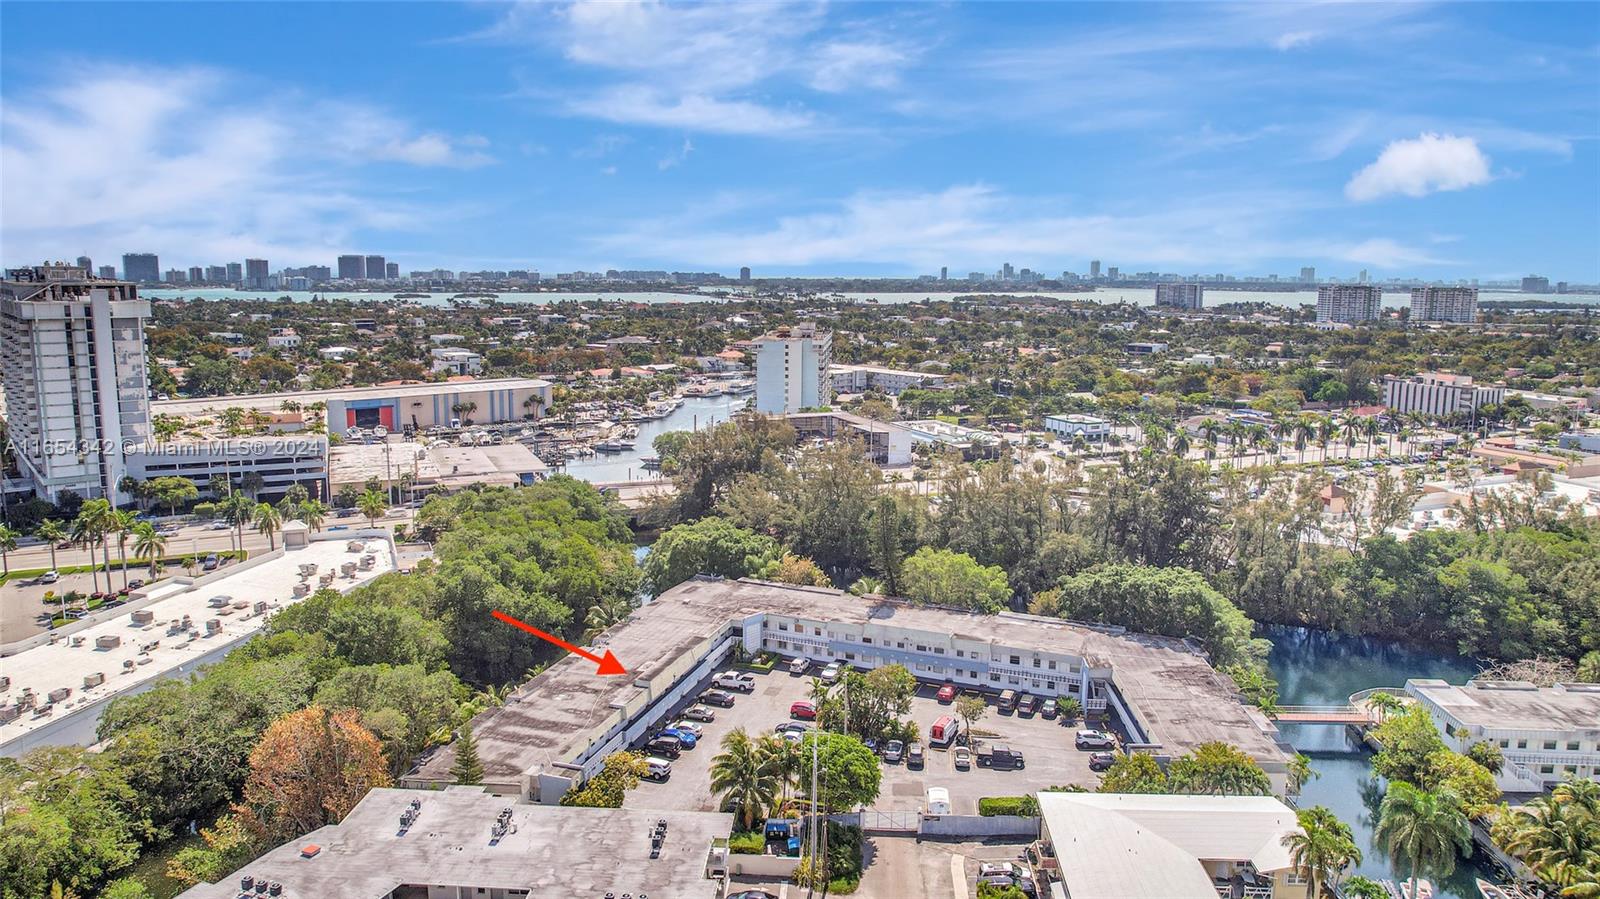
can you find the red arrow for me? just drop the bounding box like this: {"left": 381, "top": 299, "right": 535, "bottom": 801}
{"left": 491, "top": 609, "right": 627, "bottom": 676}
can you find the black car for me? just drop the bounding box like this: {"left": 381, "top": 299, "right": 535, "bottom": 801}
{"left": 644, "top": 735, "right": 682, "bottom": 758}
{"left": 1088, "top": 751, "right": 1117, "bottom": 772}
{"left": 700, "top": 689, "right": 736, "bottom": 707}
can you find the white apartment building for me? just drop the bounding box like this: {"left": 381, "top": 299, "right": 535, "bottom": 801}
{"left": 1383, "top": 372, "right": 1505, "bottom": 419}
{"left": 829, "top": 363, "right": 949, "bottom": 395}
{"left": 1315, "top": 285, "right": 1383, "bottom": 324}
{"left": 1406, "top": 679, "right": 1600, "bottom": 792}
{"left": 1154, "top": 282, "right": 1204, "bottom": 310}
{"left": 753, "top": 323, "right": 832, "bottom": 414}
{"left": 1044, "top": 413, "right": 1112, "bottom": 441}
{"left": 0, "top": 265, "right": 152, "bottom": 503}
{"left": 265, "top": 328, "right": 300, "bottom": 349}
{"left": 1410, "top": 286, "right": 1479, "bottom": 323}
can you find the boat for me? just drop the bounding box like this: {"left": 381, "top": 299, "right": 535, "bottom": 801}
{"left": 1476, "top": 880, "right": 1538, "bottom": 899}
{"left": 618, "top": 440, "right": 635, "bottom": 450}
{"left": 594, "top": 441, "right": 624, "bottom": 453}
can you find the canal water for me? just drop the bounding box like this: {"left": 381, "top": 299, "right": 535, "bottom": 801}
{"left": 1264, "top": 624, "right": 1492, "bottom": 898}
{"left": 555, "top": 393, "right": 748, "bottom": 484}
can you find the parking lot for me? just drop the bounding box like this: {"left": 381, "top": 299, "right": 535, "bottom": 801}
{"left": 625, "top": 664, "right": 1107, "bottom": 817}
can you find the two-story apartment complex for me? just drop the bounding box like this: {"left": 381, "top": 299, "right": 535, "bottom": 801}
{"left": 1406, "top": 679, "right": 1600, "bottom": 792}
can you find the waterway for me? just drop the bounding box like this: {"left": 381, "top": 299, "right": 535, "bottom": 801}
{"left": 556, "top": 392, "right": 748, "bottom": 484}
{"left": 1264, "top": 624, "right": 1493, "bottom": 898}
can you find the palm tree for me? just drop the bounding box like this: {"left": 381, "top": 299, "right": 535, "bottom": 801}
{"left": 72, "top": 499, "right": 116, "bottom": 594}
{"left": 357, "top": 489, "right": 387, "bottom": 528}
{"left": 582, "top": 595, "right": 635, "bottom": 642}
{"left": 111, "top": 510, "right": 136, "bottom": 589}
{"left": 1283, "top": 806, "right": 1362, "bottom": 898}
{"left": 132, "top": 522, "right": 167, "bottom": 580}
{"left": 0, "top": 525, "right": 17, "bottom": 577}
{"left": 710, "top": 728, "right": 780, "bottom": 831}
{"left": 224, "top": 491, "right": 253, "bottom": 554}
{"left": 1366, "top": 691, "right": 1405, "bottom": 723}
{"left": 1496, "top": 782, "right": 1600, "bottom": 897}
{"left": 252, "top": 502, "right": 282, "bottom": 551}
{"left": 35, "top": 519, "right": 65, "bottom": 572}
{"left": 298, "top": 499, "right": 329, "bottom": 533}
{"left": 1375, "top": 783, "right": 1471, "bottom": 899}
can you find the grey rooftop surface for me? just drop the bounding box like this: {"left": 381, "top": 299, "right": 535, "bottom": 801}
{"left": 1409, "top": 678, "right": 1600, "bottom": 732}
{"left": 175, "top": 787, "right": 732, "bottom": 899}
{"left": 416, "top": 577, "right": 1283, "bottom": 785}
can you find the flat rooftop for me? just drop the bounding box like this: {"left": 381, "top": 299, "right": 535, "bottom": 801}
{"left": 151, "top": 377, "right": 552, "bottom": 418}
{"left": 415, "top": 577, "right": 1284, "bottom": 785}
{"left": 175, "top": 787, "right": 732, "bottom": 899}
{"left": 1407, "top": 678, "right": 1600, "bottom": 732}
{"left": 1, "top": 536, "right": 393, "bottom": 752}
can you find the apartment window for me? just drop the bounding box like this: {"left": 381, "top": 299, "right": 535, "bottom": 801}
{"left": 956, "top": 650, "right": 965, "bottom": 658}
{"left": 1046, "top": 681, "right": 1055, "bottom": 690}
{"left": 1009, "top": 655, "right": 1021, "bottom": 666}
{"left": 813, "top": 627, "right": 822, "bottom": 636}
{"left": 896, "top": 641, "right": 906, "bottom": 649}
{"left": 845, "top": 653, "right": 856, "bottom": 661}
{"left": 1517, "top": 740, "right": 1528, "bottom": 749}
{"left": 778, "top": 640, "right": 788, "bottom": 649}
{"left": 990, "top": 673, "right": 1000, "bottom": 683}
{"left": 1569, "top": 742, "right": 1581, "bottom": 751}
{"left": 969, "top": 670, "right": 978, "bottom": 678}
{"left": 934, "top": 647, "right": 946, "bottom": 655}
{"left": 1499, "top": 740, "right": 1509, "bottom": 749}
{"left": 1008, "top": 677, "right": 1019, "bottom": 685}
{"left": 1540, "top": 765, "right": 1555, "bottom": 775}
{"left": 1032, "top": 658, "right": 1040, "bottom": 668}
{"left": 916, "top": 644, "right": 927, "bottom": 652}
{"left": 1285, "top": 872, "right": 1307, "bottom": 886}
{"left": 863, "top": 636, "right": 872, "bottom": 644}
{"left": 1048, "top": 660, "right": 1057, "bottom": 670}
{"left": 1543, "top": 741, "right": 1557, "bottom": 751}
{"left": 778, "top": 622, "right": 788, "bottom": 632}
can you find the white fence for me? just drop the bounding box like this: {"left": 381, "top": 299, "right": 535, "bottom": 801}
{"left": 918, "top": 815, "right": 1040, "bottom": 840}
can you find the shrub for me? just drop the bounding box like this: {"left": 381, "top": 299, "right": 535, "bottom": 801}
{"left": 727, "top": 830, "right": 765, "bottom": 854}
{"left": 978, "top": 796, "right": 1040, "bottom": 817}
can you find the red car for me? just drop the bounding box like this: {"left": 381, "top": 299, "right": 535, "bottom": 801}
{"left": 789, "top": 700, "right": 817, "bottom": 720}
{"left": 936, "top": 682, "right": 957, "bottom": 703}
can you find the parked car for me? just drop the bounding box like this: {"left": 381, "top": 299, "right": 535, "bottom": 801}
{"left": 820, "top": 662, "right": 843, "bottom": 684}
{"left": 788, "top": 657, "right": 810, "bottom": 675}
{"left": 979, "top": 862, "right": 1024, "bottom": 880}
{"left": 209, "top": 520, "right": 231, "bottom": 530}
{"left": 997, "top": 689, "right": 1018, "bottom": 712}
{"left": 882, "top": 740, "right": 904, "bottom": 763}
{"left": 670, "top": 720, "right": 704, "bottom": 738}
{"left": 681, "top": 704, "right": 717, "bottom": 722}
{"left": 713, "top": 671, "right": 757, "bottom": 692}
{"left": 1017, "top": 693, "right": 1038, "bottom": 716}
{"left": 39, "top": 570, "right": 59, "bottom": 584}
{"left": 1040, "top": 699, "right": 1059, "bottom": 720}
{"left": 643, "top": 757, "right": 673, "bottom": 781}
{"left": 976, "top": 743, "right": 1025, "bottom": 769}
{"left": 201, "top": 553, "right": 220, "bottom": 571}
{"left": 700, "top": 689, "right": 736, "bottom": 708}
{"left": 936, "top": 681, "right": 957, "bottom": 703}
{"left": 127, "top": 579, "right": 144, "bottom": 590}
{"left": 953, "top": 746, "right": 972, "bottom": 770}
{"left": 727, "top": 892, "right": 779, "bottom": 899}
{"left": 907, "top": 743, "right": 925, "bottom": 769}
{"left": 774, "top": 721, "right": 809, "bottom": 735}
{"left": 789, "top": 700, "right": 817, "bottom": 720}
{"left": 659, "top": 727, "right": 697, "bottom": 749}
{"left": 929, "top": 715, "right": 961, "bottom": 747}
{"left": 644, "top": 735, "right": 682, "bottom": 758}
{"left": 1075, "top": 729, "right": 1115, "bottom": 750}
{"left": 1088, "top": 752, "right": 1117, "bottom": 772}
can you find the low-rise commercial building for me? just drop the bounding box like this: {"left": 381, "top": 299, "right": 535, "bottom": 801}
{"left": 1406, "top": 679, "right": 1600, "bottom": 792}
{"left": 900, "top": 419, "right": 1004, "bottom": 459}
{"left": 127, "top": 434, "right": 329, "bottom": 501}
{"left": 1044, "top": 413, "right": 1112, "bottom": 442}
{"left": 784, "top": 411, "right": 917, "bottom": 465}
{"left": 151, "top": 378, "right": 553, "bottom": 434}
{"left": 175, "top": 787, "right": 733, "bottom": 899}
{"left": 408, "top": 578, "right": 1292, "bottom": 801}
{"left": 1036, "top": 792, "right": 1308, "bottom": 899}
{"left": 1382, "top": 372, "right": 1504, "bottom": 419}
{"left": 430, "top": 347, "right": 485, "bottom": 376}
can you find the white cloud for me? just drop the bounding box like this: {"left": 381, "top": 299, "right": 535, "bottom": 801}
{"left": 1345, "top": 133, "right": 1493, "bottom": 202}
{"left": 590, "top": 183, "right": 1443, "bottom": 272}
{"left": 567, "top": 86, "right": 814, "bottom": 135}
{"left": 0, "top": 66, "right": 483, "bottom": 266}
{"left": 658, "top": 137, "right": 694, "bottom": 170}
{"left": 488, "top": 0, "right": 915, "bottom": 135}
{"left": 1273, "top": 30, "right": 1316, "bottom": 51}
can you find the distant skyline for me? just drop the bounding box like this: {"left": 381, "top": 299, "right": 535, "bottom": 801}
{"left": 2, "top": 2, "right": 1597, "bottom": 281}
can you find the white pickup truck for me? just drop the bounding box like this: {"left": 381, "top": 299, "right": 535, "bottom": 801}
{"left": 712, "top": 671, "right": 757, "bottom": 692}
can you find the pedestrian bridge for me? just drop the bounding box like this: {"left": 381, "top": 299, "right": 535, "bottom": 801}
{"left": 1272, "top": 705, "right": 1374, "bottom": 725}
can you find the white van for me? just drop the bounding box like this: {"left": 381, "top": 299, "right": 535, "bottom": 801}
{"left": 925, "top": 787, "right": 951, "bottom": 816}
{"left": 788, "top": 657, "right": 810, "bottom": 675}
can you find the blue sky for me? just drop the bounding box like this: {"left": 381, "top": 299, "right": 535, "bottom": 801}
{"left": 2, "top": 1, "right": 1596, "bottom": 281}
